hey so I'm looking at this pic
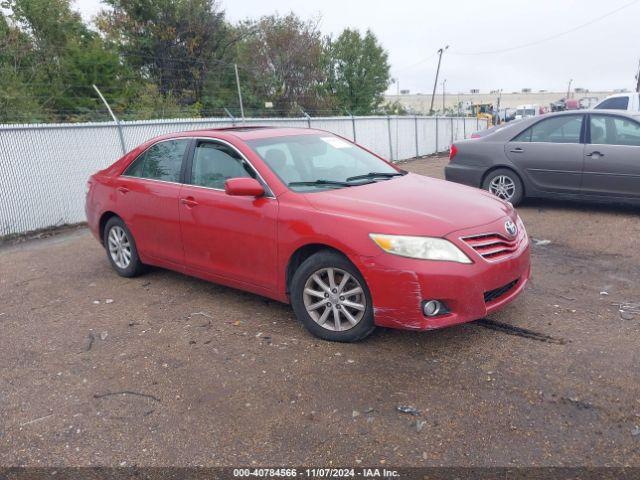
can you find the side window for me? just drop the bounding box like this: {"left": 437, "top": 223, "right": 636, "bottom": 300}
{"left": 594, "top": 97, "right": 629, "bottom": 110}
{"left": 191, "top": 142, "right": 255, "bottom": 189}
{"left": 513, "top": 115, "right": 583, "bottom": 144}
{"left": 590, "top": 115, "right": 640, "bottom": 146}
{"left": 124, "top": 139, "right": 188, "bottom": 182}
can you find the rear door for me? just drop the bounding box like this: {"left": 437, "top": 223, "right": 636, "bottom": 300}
{"left": 179, "top": 139, "right": 279, "bottom": 291}
{"left": 116, "top": 138, "right": 190, "bottom": 266}
{"left": 504, "top": 114, "right": 585, "bottom": 194}
{"left": 581, "top": 114, "right": 640, "bottom": 198}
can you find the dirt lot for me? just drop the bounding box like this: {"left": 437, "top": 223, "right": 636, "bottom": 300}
{"left": 1, "top": 156, "right": 639, "bottom": 467}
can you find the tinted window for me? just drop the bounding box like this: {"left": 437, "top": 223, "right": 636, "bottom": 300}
{"left": 594, "top": 96, "right": 629, "bottom": 110}
{"left": 590, "top": 115, "right": 640, "bottom": 146}
{"left": 124, "top": 139, "right": 188, "bottom": 182}
{"left": 191, "top": 142, "right": 255, "bottom": 189}
{"left": 513, "top": 115, "right": 583, "bottom": 143}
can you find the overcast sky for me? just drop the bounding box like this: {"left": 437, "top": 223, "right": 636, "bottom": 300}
{"left": 74, "top": 0, "right": 640, "bottom": 94}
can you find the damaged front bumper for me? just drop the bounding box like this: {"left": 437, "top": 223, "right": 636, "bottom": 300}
{"left": 358, "top": 230, "right": 531, "bottom": 331}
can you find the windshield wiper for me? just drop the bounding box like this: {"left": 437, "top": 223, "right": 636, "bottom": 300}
{"left": 345, "top": 171, "right": 405, "bottom": 182}
{"left": 288, "top": 179, "right": 359, "bottom": 188}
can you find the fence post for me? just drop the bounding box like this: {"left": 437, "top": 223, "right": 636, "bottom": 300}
{"left": 93, "top": 84, "right": 127, "bottom": 155}
{"left": 435, "top": 117, "right": 439, "bottom": 153}
{"left": 463, "top": 117, "right": 466, "bottom": 138}
{"left": 301, "top": 110, "right": 311, "bottom": 128}
{"left": 387, "top": 116, "right": 393, "bottom": 161}
{"left": 414, "top": 115, "right": 419, "bottom": 158}
{"left": 450, "top": 117, "right": 454, "bottom": 145}
{"left": 347, "top": 110, "right": 356, "bottom": 141}
{"left": 223, "top": 107, "right": 236, "bottom": 127}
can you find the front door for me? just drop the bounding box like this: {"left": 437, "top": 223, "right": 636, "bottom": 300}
{"left": 582, "top": 114, "right": 640, "bottom": 199}
{"left": 504, "top": 114, "right": 585, "bottom": 194}
{"left": 116, "top": 138, "right": 190, "bottom": 266}
{"left": 179, "top": 139, "right": 279, "bottom": 292}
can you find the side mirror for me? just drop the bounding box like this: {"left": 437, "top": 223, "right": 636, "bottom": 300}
{"left": 224, "top": 177, "right": 265, "bottom": 197}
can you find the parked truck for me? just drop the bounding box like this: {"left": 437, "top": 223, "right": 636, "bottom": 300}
{"left": 593, "top": 92, "right": 640, "bottom": 111}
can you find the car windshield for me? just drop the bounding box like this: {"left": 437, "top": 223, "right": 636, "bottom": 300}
{"left": 247, "top": 134, "right": 402, "bottom": 192}
{"left": 517, "top": 109, "right": 536, "bottom": 116}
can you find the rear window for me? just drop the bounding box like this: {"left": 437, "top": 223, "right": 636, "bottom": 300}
{"left": 595, "top": 96, "right": 629, "bottom": 110}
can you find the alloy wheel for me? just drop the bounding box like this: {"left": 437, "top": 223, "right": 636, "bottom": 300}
{"left": 488, "top": 175, "right": 516, "bottom": 201}
{"left": 107, "top": 225, "right": 132, "bottom": 269}
{"left": 303, "top": 267, "right": 366, "bottom": 331}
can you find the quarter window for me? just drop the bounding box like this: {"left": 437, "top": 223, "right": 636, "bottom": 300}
{"left": 590, "top": 115, "right": 640, "bottom": 146}
{"left": 513, "top": 115, "right": 583, "bottom": 144}
{"left": 191, "top": 142, "right": 255, "bottom": 189}
{"left": 124, "top": 139, "right": 188, "bottom": 182}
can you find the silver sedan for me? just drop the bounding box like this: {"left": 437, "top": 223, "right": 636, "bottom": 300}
{"left": 445, "top": 110, "right": 640, "bottom": 206}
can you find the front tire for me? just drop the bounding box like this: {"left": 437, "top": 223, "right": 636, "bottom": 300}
{"left": 482, "top": 168, "right": 524, "bottom": 206}
{"left": 103, "top": 216, "right": 145, "bottom": 277}
{"left": 290, "top": 251, "right": 375, "bottom": 342}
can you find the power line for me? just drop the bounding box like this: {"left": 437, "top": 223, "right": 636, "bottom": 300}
{"left": 452, "top": 0, "right": 639, "bottom": 56}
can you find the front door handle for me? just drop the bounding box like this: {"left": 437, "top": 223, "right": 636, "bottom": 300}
{"left": 586, "top": 151, "right": 604, "bottom": 158}
{"left": 117, "top": 186, "right": 130, "bottom": 194}
{"left": 180, "top": 197, "right": 199, "bottom": 208}
{"left": 510, "top": 147, "right": 524, "bottom": 153}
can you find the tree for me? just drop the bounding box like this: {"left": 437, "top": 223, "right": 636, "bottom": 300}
{"left": 328, "top": 29, "right": 391, "bottom": 115}
{"left": 97, "top": 0, "right": 237, "bottom": 104}
{"left": 237, "top": 13, "right": 333, "bottom": 115}
{"left": 1, "top": 0, "right": 131, "bottom": 122}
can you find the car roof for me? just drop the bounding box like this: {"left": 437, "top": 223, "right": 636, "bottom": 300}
{"left": 180, "top": 126, "right": 321, "bottom": 141}
{"left": 138, "top": 126, "right": 327, "bottom": 148}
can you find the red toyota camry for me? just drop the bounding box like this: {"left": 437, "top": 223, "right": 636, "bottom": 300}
{"left": 85, "top": 127, "right": 530, "bottom": 342}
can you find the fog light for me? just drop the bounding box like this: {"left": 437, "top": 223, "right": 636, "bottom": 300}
{"left": 422, "top": 300, "right": 447, "bottom": 317}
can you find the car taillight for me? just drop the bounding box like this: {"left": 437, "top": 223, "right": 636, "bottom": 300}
{"left": 449, "top": 144, "right": 458, "bottom": 161}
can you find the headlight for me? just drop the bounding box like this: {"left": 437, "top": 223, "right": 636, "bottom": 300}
{"left": 369, "top": 234, "right": 472, "bottom": 263}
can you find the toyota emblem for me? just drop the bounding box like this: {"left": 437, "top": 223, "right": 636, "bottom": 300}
{"left": 505, "top": 220, "right": 518, "bottom": 237}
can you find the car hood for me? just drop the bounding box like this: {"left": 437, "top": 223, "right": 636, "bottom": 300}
{"left": 303, "top": 173, "right": 513, "bottom": 237}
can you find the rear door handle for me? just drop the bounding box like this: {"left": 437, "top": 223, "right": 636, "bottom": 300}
{"left": 180, "top": 197, "right": 199, "bottom": 208}
{"left": 510, "top": 147, "right": 524, "bottom": 153}
{"left": 586, "top": 151, "right": 604, "bottom": 157}
{"left": 117, "top": 186, "right": 129, "bottom": 194}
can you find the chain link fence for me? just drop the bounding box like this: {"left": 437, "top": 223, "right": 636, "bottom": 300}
{"left": 0, "top": 115, "right": 488, "bottom": 237}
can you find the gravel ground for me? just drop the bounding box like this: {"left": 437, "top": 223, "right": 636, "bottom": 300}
{"left": 1, "top": 155, "right": 639, "bottom": 467}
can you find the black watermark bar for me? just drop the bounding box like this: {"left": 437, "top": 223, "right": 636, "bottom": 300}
{"left": 1, "top": 468, "right": 640, "bottom": 480}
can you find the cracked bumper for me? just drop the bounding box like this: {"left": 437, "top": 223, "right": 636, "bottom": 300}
{"left": 358, "top": 240, "right": 531, "bottom": 331}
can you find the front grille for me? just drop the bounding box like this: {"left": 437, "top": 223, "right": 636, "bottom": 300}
{"left": 484, "top": 279, "right": 519, "bottom": 303}
{"left": 461, "top": 233, "right": 519, "bottom": 261}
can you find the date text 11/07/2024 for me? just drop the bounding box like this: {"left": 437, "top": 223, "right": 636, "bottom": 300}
{"left": 232, "top": 467, "right": 401, "bottom": 478}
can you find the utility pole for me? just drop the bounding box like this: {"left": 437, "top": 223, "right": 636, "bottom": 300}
{"left": 566, "top": 78, "right": 573, "bottom": 99}
{"left": 635, "top": 58, "right": 640, "bottom": 93}
{"left": 234, "top": 63, "right": 245, "bottom": 123}
{"left": 429, "top": 45, "right": 449, "bottom": 115}
{"left": 442, "top": 79, "right": 447, "bottom": 113}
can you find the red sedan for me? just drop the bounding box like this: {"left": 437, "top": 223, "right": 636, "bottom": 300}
{"left": 86, "top": 127, "right": 530, "bottom": 342}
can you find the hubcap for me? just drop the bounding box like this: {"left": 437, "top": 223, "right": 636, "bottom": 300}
{"left": 303, "top": 267, "right": 366, "bottom": 332}
{"left": 488, "top": 175, "right": 516, "bottom": 200}
{"left": 107, "top": 225, "right": 132, "bottom": 269}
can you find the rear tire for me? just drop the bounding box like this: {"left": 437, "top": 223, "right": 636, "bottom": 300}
{"left": 482, "top": 168, "right": 524, "bottom": 206}
{"left": 290, "top": 251, "right": 375, "bottom": 342}
{"left": 103, "top": 216, "right": 145, "bottom": 278}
